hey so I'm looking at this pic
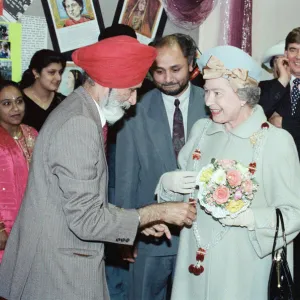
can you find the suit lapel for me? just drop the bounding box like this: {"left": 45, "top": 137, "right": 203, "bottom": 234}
{"left": 278, "top": 85, "right": 293, "bottom": 116}
{"left": 74, "top": 87, "right": 108, "bottom": 174}
{"left": 146, "top": 92, "right": 177, "bottom": 170}
{"left": 75, "top": 87, "right": 103, "bottom": 135}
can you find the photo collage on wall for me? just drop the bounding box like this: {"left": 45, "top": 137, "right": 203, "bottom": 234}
{"left": 3, "top": 0, "right": 32, "bottom": 22}
{"left": 0, "top": 23, "right": 11, "bottom": 80}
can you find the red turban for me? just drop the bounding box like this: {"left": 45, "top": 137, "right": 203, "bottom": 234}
{"left": 72, "top": 36, "right": 157, "bottom": 88}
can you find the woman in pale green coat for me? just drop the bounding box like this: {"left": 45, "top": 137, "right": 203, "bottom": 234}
{"left": 156, "top": 45, "right": 300, "bottom": 300}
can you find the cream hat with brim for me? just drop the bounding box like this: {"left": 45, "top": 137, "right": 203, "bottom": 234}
{"left": 262, "top": 40, "right": 285, "bottom": 68}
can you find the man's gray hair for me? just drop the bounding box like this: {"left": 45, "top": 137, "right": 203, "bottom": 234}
{"left": 236, "top": 86, "right": 261, "bottom": 108}
{"left": 82, "top": 72, "right": 95, "bottom": 86}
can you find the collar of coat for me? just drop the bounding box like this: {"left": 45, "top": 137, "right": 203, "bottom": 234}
{"left": 206, "top": 105, "right": 267, "bottom": 138}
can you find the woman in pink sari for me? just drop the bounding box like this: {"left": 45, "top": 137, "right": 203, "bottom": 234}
{"left": 0, "top": 81, "right": 38, "bottom": 262}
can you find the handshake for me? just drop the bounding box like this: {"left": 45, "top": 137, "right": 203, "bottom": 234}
{"left": 121, "top": 200, "right": 197, "bottom": 263}
{"left": 137, "top": 171, "right": 198, "bottom": 239}
{"left": 121, "top": 171, "right": 198, "bottom": 262}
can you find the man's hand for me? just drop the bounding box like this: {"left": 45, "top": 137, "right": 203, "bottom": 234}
{"left": 0, "top": 228, "right": 8, "bottom": 251}
{"left": 269, "top": 111, "right": 282, "bottom": 128}
{"left": 141, "top": 223, "right": 171, "bottom": 240}
{"left": 138, "top": 202, "right": 197, "bottom": 228}
{"left": 161, "top": 171, "right": 197, "bottom": 194}
{"left": 160, "top": 202, "right": 196, "bottom": 226}
{"left": 275, "top": 56, "right": 291, "bottom": 87}
{"left": 119, "top": 244, "right": 138, "bottom": 263}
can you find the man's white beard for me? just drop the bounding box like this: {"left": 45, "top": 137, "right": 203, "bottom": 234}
{"left": 101, "top": 91, "right": 131, "bottom": 125}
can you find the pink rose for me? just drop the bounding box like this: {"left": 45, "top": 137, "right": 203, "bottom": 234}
{"left": 234, "top": 190, "right": 243, "bottom": 200}
{"left": 213, "top": 186, "right": 230, "bottom": 204}
{"left": 219, "top": 159, "right": 235, "bottom": 169}
{"left": 227, "top": 170, "right": 242, "bottom": 187}
{"left": 242, "top": 179, "right": 253, "bottom": 193}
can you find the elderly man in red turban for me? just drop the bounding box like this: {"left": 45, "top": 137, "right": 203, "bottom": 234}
{"left": 0, "top": 36, "right": 197, "bottom": 300}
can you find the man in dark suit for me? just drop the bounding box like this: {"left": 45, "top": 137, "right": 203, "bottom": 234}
{"left": 259, "top": 27, "right": 300, "bottom": 153}
{"left": 259, "top": 26, "right": 300, "bottom": 297}
{"left": 97, "top": 24, "right": 156, "bottom": 300}
{"left": 114, "top": 33, "right": 208, "bottom": 300}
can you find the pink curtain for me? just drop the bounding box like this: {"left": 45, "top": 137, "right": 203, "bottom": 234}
{"left": 219, "top": 0, "right": 252, "bottom": 55}
{"left": 162, "top": 0, "right": 216, "bottom": 30}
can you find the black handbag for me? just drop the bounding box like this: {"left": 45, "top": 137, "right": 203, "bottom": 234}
{"left": 268, "top": 208, "right": 295, "bottom": 300}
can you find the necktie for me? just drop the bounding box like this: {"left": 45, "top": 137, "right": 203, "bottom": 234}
{"left": 291, "top": 78, "right": 300, "bottom": 116}
{"left": 172, "top": 99, "right": 185, "bottom": 158}
{"left": 102, "top": 122, "right": 108, "bottom": 154}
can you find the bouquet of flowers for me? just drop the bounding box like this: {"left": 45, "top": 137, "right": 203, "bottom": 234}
{"left": 195, "top": 158, "right": 258, "bottom": 219}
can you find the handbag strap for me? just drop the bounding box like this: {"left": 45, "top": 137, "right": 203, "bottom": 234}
{"left": 271, "top": 208, "right": 287, "bottom": 258}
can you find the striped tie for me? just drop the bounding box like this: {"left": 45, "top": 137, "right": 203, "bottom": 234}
{"left": 102, "top": 122, "right": 108, "bottom": 154}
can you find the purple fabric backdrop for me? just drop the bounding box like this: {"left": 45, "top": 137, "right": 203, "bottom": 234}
{"left": 219, "top": 0, "right": 252, "bottom": 55}
{"left": 162, "top": 0, "right": 216, "bottom": 30}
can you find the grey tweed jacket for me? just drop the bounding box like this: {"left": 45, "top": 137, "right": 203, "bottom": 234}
{"left": 0, "top": 87, "right": 139, "bottom": 300}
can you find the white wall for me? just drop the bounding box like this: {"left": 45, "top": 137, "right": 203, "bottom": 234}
{"left": 198, "top": 0, "right": 300, "bottom": 64}
{"left": 252, "top": 0, "right": 300, "bottom": 63}
{"left": 199, "top": 0, "right": 300, "bottom": 79}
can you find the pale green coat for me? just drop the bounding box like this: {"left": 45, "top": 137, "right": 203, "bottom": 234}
{"left": 159, "top": 105, "right": 300, "bottom": 300}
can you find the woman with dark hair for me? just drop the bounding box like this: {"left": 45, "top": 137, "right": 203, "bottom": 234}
{"left": 67, "top": 69, "right": 83, "bottom": 91}
{"left": 0, "top": 80, "right": 38, "bottom": 262}
{"left": 20, "top": 49, "right": 66, "bottom": 131}
{"left": 62, "top": 0, "right": 92, "bottom": 27}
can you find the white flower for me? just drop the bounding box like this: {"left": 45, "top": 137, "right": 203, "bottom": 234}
{"left": 211, "top": 168, "right": 226, "bottom": 185}
{"left": 198, "top": 182, "right": 207, "bottom": 195}
{"left": 236, "top": 162, "right": 249, "bottom": 176}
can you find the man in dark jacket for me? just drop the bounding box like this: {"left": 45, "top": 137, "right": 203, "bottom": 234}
{"left": 259, "top": 27, "right": 300, "bottom": 297}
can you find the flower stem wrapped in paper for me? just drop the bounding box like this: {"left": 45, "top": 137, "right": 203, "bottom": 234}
{"left": 196, "top": 158, "right": 258, "bottom": 219}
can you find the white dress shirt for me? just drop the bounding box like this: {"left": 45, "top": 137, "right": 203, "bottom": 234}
{"left": 162, "top": 82, "right": 191, "bottom": 140}
{"left": 93, "top": 99, "right": 106, "bottom": 128}
{"left": 290, "top": 75, "right": 296, "bottom": 91}
{"left": 289, "top": 75, "right": 300, "bottom": 91}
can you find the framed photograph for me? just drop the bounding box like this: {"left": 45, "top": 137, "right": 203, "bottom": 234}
{"left": 0, "top": 60, "right": 12, "bottom": 80}
{"left": 42, "top": 0, "right": 105, "bottom": 57}
{"left": 113, "top": 0, "right": 167, "bottom": 45}
{"left": 58, "top": 61, "right": 83, "bottom": 96}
